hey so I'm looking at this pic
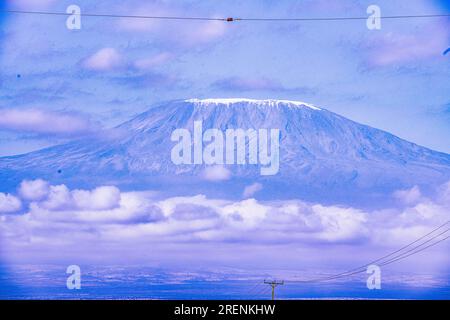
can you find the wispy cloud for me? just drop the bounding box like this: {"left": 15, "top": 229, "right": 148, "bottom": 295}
{"left": 242, "top": 182, "right": 263, "bottom": 198}
{"left": 81, "top": 48, "right": 174, "bottom": 78}
{"left": 393, "top": 185, "right": 424, "bottom": 205}
{"left": 0, "top": 109, "right": 98, "bottom": 136}
{"left": 81, "top": 48, "right": 125, "bottom": 72}
{"left": 202, "top": 165, "right": 231, "bottom": 181}
{"left": 364, "top": 22, "right": 450, "bottom": 67}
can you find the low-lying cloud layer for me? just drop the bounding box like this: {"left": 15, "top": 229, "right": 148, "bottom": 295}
{"left": 1, "top": 180, "right": 449, "bottom": 258}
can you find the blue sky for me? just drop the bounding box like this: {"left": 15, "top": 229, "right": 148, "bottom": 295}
{"left": 0, "top": 0, "right": 449, "bottom": 157}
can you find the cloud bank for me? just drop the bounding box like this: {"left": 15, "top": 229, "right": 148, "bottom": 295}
{"left": 1, "top": 180, "right": 449, "bottom": 257}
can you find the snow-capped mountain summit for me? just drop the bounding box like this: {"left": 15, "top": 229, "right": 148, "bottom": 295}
{"left": 185, "top": 98, "right": 322, "bottom": 110}
{"left": 1, "top": 99, "right": 449, "bottom": 206}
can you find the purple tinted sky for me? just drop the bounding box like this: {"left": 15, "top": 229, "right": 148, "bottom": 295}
{"left": 0, "top": 0, "right": 449, "bottom": 156}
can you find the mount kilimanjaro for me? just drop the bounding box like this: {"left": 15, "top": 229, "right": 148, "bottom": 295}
{"left": 1, "top": 98, "right": 449, "bottom": 206}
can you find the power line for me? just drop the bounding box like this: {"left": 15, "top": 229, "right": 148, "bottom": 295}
{"left": 244, "top": 223, "right": 450, "bottom": 298}
{"left": 238, "top": 14, "right": 450, "bottom": 21}
{"left": 379, "top": 234, "right": 450, "bottom": 267}
{"left": 249, "top": 282, "right": 272, "bottom": 298}
{"left": 376, "top": 227, "right": 450, "bottom": 266}
{"left": 310, "top": 229, "right": 450, "bottom": 283}
{"left": 2, "top": 10, "right": 225, "bottom": 21}
{"left": 308, "top": 221, "right": 450, "bottom": 282}
{"left": 286, "top": 221, "right": 450, "bottom": 284}
{"left": 293, "top": 227, "right": 450, "bottom": 283}
{"left": 245, "top": 221, "right": 450, "bottom": 297}
{"left": 255, "top": 285, "right": 271, "bottom": 297}
{"left": 2, "top": 10, "right": 450, "bottom": 22}
{"left": 246, "top": 281, "right": 265, "bottom": 295}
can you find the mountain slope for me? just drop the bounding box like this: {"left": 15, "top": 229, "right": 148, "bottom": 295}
{"left": 1, "top": 99, "right": 449, "bottom": 205}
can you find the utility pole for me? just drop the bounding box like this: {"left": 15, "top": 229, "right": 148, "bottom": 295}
{"left": 264, "top": 280, "right": 284, "bottom": 300}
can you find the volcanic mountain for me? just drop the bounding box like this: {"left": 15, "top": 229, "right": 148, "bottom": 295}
{"left": 1, "top": 98, "right": 449, "bottom": 206}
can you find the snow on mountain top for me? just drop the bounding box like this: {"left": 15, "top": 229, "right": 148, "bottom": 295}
{"left": 185, "top": 98, "right": 321, "bottom": 110}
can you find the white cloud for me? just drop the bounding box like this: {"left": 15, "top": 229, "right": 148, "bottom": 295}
{"left": 72, "top": 186, "right": 121, "bottom": 210}
{"left": 82, "top": 48, "right": 124, "bottom": 72}
{"left": 202, "top": 166, "right": 231, "bottom": 181}
{"left": 242, "top": 183, "right": 263, "bottom": 198}
{"left": 222, "top": 198, "right": 268, "bottom": 228}
{"left": 156, "top": 194, "right": 222, "bottom": 218}
{"left": 0, "top": 193, "right": 21, "bottom": 213}
{"left": 311, "top": 204, "right": 368, "bottom": 242}
{"left": 365, "top": 23, "right": 450, "bottom": 66}
{"left": 39, "top": 184, "right": 72, "bottom": 210}
{"left": 19, "top": 179, "right": 50, "bottom": 201}
{"left": 437, "top": 181, "right": 450, "bottom": 205}
{"left": 1, "top": 179, "right": 450, "bottom": 267}
{"left": 29, "top": 191, "right": 162, "bottom": 224}
{"left": 0, "top": 109, "right": 97, "bottom": 135}
{"left": 393, "top": 185, "right": 423, "bottom": 205}
{"left": 36, "top": 184, "right": 121, "bottom": 211}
